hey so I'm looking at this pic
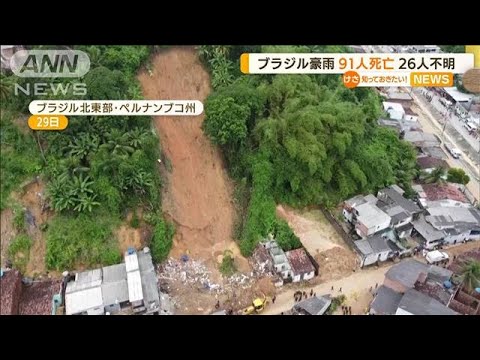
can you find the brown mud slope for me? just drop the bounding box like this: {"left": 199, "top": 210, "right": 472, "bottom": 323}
{"left": 138, "top": 47, "right": 244, "bottom": 267}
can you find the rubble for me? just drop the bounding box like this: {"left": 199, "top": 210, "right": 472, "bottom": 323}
{"left": 157, "top": 258, "right": 223, "bottom": 294}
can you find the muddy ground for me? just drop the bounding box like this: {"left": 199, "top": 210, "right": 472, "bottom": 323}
{"left": 138, "top": 47, "right": 253, "bottom": 313}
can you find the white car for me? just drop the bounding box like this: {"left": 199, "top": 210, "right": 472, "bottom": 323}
{"left": 445, "top": 143, "right": 461, "bottom": 159}
{"left": 465, "top": 122, "right": 478, "bottom": 133}
{"left": 426, "top": 250, "right": 449, "bottom": 264}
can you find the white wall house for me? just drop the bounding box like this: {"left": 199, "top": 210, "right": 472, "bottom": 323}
{"left": 354, "top": 202, "right": 391, "bottom": 238}
{"left": 383, "top": 102, "right": 405, "bottom": 121}
{"left": 285, "top": 248, "right": 316, "bottom": 283}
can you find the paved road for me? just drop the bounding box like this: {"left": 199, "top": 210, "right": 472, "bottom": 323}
{"left": 359, "top": 45, "right": 479, "bottom": 202}
{"left": 409, "top": 89, "right": 480, "bottom": 201}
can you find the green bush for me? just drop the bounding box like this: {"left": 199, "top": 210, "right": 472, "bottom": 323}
{"left": 130, "top": 211, "right": 140, "bottom": 228}
{"left": 1, "top": 111, "right": 42, "bottom": 210}
{"left": 274, "top": 219, "right": 302, "bottom": 251}
{"left": 46, "top": 213, "right": 121, "bottom": 270}
{"left": 8, "top": 234, "right": 32, "bottom": 273}
{"left": 13, "top": 206, "right": 26, "bottom": 231}
{"left": 219, "top": 250, "right": 236, "bottom": 276}
{"left": 151, "top": 218, "right": 175, "bottom": 263}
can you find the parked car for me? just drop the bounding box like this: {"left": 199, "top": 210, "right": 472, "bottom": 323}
{"left": 425, "top": 250, "right": 449, "bottom": 264}
{"left": 464, "top": 121, "right": 478, "bottom": 133}
{"left": 444, "top": 143, "right": 461, "bottom": 159}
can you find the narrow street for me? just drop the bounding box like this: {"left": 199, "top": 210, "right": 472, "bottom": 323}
{"left": 262, "top": 264, "right": 392, "bottom": 315}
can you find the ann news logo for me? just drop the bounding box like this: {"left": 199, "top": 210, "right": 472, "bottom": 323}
{"left": 11, "top": 49, "right": 90, "bottom": 78}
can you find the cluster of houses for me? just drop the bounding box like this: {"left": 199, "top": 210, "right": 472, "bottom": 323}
{"left": 62, "top": 248, "right": 165, "bottom": 315}
{"left": 370, "top": 249, "right": 480, "bottom": 315}
{"left": 253, "top": 238, "right": 317, "bottom": 286}
{"left": 0, "top": 247, "right": 170, "bottom": 316}
{"left": 343, "top": 184, "right": 480, "bottom": 267}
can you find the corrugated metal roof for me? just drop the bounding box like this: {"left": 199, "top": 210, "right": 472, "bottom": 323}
{"left": 66, "top": 269, "right": 102, "bottom": 294}
{"left": 370, "top": 286, "right": 403, "bottom": 314}
{"left": 102, "top": 263, "right": 126, "bottom": 283}
{"left": 127, "top": 270, "right": 143, "bottom": 302}
{"left": 294, "top": 295, "right": 331, "bottom": 315}
{"left": 397, "top": 289, "right": 458, "bottom": 315}
{"left": 102, "top": 280, "right": 129, "bottom": 305}
{"left": 356, "top": 202, "right": 391, "bottom": 229}
{"left": 125, "top": 252, "right": 139, "bottom": 272}
{"left": 65, "top": 286, "right": 103, "bottom": 315}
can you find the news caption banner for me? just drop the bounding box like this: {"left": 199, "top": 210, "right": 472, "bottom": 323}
{"left": 27, "top": 100, "right": 203, "bottom": 131}
{"left": 240, "top": 53, "right": 474, "bottom": 88}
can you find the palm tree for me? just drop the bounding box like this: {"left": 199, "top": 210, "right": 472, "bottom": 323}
{"left": 73, "top": 194, "right": 100, "bottom": 213}
{"left": 211, "top": 57, "right": 234, "bottom": 89}
{"left": 100, "top": 129, "right": 134, "bottom": 156}
{"left": 127, "top": 128, "right": 149, "bottom": 149}
{"left": 48, "top": 176, "right": 76, "bottom": 212}
{"left": 126, "top": 170, "right": 154, "bottom": 194}
{"left": 87, "top": 46, "right": 104, "bottom": 67}
{"left": 68, "top": 133, "right": 99, "bottom": 160}
{"left": 422, "top": 166, "right": 446, "bottom": 184}
{"left": 69, "top": 174, "right": 94, "bottom": 196}
{"left": 460, "top": 260, "right": 480, "bottom": 292}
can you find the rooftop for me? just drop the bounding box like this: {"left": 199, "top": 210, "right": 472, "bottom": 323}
{"left": 385, "top": 259, "right": 452, "bottom": 290}
{"left": 370, "top": 285, "right": 403, "bottom": 314}
{"left": 416, "top": 156, "right": 449, "bottom": 170}
{"left": 420, "top": 146, "right": 447, "bottom": 160}
{"left": 19, "top": 279, "right": 62, "bottom": 315}
{"left": 377, "top": 185, "right": 420, "bottom": 215}
{"left": 444, "top": 87, "right": 474, "bottom": 103}
{"left": 426, "top": 206, "right": 480, "bottom": 230}
{"left": 403, "top": 131, "right": 440, "bottom": 147}
{"left": 286, "top": 248, "right": 315, "bottom": 275}
{"left": 64, "top": 248, "right": 160, "bottom": 315}
{"left": 293, "top": 295, "right": 331, "bottom": 315}
{"left": 383, "top": 101, "right": 405, "bottom": 113}
{"left": 421, "top": 183, "right": 468, "bottom": 203}
{"left": 412, "top": 214, "right": 445, "bottom": 242}
{"left": 355, "top": 231, "right": 393, "bottom": 256}
{"left": 344, "top": 194, "right": 376, "bottom": 208}
{"left": 355, "top": 202, "right": 391, "bottom": 229}
{"left": 0, "top": 270, "right": 22, "bottom": 315}
{"left": 397, "top": 289, "right": 458, "bottom": 315}
{"left": 386, "top": 90, "right": 413, "bottom": 101}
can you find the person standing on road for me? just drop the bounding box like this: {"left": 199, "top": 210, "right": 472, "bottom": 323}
{"left": 272, "top": 296, "right": 276, "bottom": 304}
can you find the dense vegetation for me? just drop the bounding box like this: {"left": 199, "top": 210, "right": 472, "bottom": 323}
{"left": 8, "top": 234, "right": 32, "bottom": 273}
{"left": 0, "top": 111, "right": 42, "bottom": 210}
{"left": 201, "top": 45, "right": 417, "bottom": 256}
{"left": 1, "top": 46, "right": 174, "bottom": 270}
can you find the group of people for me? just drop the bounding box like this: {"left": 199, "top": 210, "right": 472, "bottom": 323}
{"left": 342, "top": 306, "right": 352, "bottom": 315}
{"left": 294, "top": 289, "right": 316, "bottom": 302}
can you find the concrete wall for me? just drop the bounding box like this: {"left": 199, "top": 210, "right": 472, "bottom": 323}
{"left": 303, "top": 271, "right": 315, "bottom": 281}
{"left": 444, "top": 230, "right": 480, "bottom": 245}
{"left": 362, "top": 251, "right": 390, "bottom": 267}
{"left": 343, "top": 208, "right": 353, "bottom": 223}
{"left": 393, "top": 216, "right": 412, "bottom": 229}
{"left": 383, "top": 277, "right": 409, "bottom": 293}
{"left": 292, "top": 271, "right": 315, "bottom": 283}
{"left": 404, "top": 114, "right": 418, "bottom": 122}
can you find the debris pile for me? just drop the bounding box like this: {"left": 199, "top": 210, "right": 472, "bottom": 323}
{"left": 250, "top": 245, "right": 275, "bottom": 277}
{"left": 158, "top": 258, "right": 223, "bottom": 294}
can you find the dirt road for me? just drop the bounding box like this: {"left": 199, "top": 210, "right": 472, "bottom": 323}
{"left": 263, "top": 264, "right": 392, "bottom": 315}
